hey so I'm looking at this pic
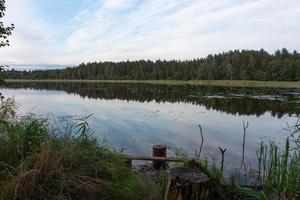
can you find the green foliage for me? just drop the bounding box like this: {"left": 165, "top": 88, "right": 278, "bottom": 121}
{"left": 240, "top": 122, "right": 300, "bottom": 200}
{"left": 184, "top": 120, "right": 300, "bottom": 200}
{"left": 260, "top": 138, "right": 300, "bottom": 199}
{"left": 0, "top": 97, "right": 16, "bottom": 119}
{"left": 0, "top": 65, "right": 6, "bottom": 99}
{"left": 0, "top": 0, "right": 14, "bottom": 48}
{"left": 0, "top": 0, "right": 14, "bottom": 98}
{"left": 0, "top": 99, "right": 157, "bottom": 200}
{"left": 0, "top": 66, "right": 4, "bottom": 85}
{"left": 6, "top": 49, "right": 300, "bottom": 81}
{"left": 0, "top": 114, "right": 49, "bottom": 181}
{"left": 156, "top": 169, "right": 168, "bottom": 198}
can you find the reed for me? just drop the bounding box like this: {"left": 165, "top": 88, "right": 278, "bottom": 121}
{"left": 0, "top": 98, "right": 159, "bottom": 200}
{"left": 261, "top": 138, "right": 300, "bottom": 199}
{"left": 1, "top": 97, "right": 300, "bottom": 199}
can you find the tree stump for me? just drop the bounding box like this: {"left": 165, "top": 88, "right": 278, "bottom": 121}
{"left": 164, "top": 167, "right": 210, "bottom": 200}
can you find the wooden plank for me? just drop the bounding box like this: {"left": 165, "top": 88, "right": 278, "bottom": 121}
{"left": 124, "top": 155, "right": 183, "bottom": 162}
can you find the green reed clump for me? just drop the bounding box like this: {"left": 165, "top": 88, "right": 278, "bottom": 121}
{"left": 0, "top": 98, "right": 158, "bottom": 200}
{"left": 155, "top": 169, "right": 168, "bottom": 198}
{"left": 257, "top": 138, "right": 300, "bottom": 199}
{"left": 186, "top": 120, "right": 300, "bottom": 199}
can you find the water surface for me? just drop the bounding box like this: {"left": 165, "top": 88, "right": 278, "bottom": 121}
{"left": 1, "top": 82, "right": 300, "bottom": 170}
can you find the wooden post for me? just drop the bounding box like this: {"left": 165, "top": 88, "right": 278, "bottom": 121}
{"left": 153, "top": 144, "right": 167, "bottom": 169}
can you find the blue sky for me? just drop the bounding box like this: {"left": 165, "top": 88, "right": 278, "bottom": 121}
{"left": 0, "top": 0, "right": 299, "bottom": 67}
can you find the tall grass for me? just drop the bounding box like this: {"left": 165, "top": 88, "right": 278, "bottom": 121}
{"left": 256, "top": 138, "right": 300, "bottom": 199}
{"left": 187, "top": 121, "right": 300, "bottom": 200}
{"left": 235, "top": 121, "right": 300, "bottom": 199}
{"left": 0, "top": 98, "right": 158, "bottom": 200}
{"left": 1, "top": 97, "right": 300, "bottom": 199}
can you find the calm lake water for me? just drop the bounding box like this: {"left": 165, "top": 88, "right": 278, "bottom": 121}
{"left": 1, "top": 82, "right": 300, "bottom": 170}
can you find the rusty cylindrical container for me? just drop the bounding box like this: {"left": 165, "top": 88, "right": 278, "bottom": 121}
{"left": 153, "top": 144, "right": 167, "bottom": 169}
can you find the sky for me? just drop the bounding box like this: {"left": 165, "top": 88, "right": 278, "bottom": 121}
{"left": 0, "top": 0, "right": 299, "bottom": 68}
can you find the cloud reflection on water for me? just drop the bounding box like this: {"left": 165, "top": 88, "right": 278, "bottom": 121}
{"left": 1, "top": 86, "right": 298, "bottom": 169}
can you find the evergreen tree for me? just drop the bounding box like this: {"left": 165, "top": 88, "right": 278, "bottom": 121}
{"left": 0, "top": 0, "right": 14, "bottom": 98}
{"left": 5, "top": 49, "right": 300, "bottom": 82}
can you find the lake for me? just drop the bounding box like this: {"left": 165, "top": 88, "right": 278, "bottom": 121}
{"left": 1, "top": 82, "right": 300, "bottom": 171}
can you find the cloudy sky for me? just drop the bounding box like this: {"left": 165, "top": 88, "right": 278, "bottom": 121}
{"left": 0, "top": 0, "right": 299, "bottom": 67}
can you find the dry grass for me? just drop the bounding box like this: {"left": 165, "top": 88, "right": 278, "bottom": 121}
{"left": 0, "top": 99, "right": 160, "bottom": 200}
{"left": 0, "top": 134, "right": 157, "bottom": 200}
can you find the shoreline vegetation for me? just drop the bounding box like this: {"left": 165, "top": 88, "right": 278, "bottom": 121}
{"left": 1, "top": 97, "right": 300, "bottom": 199}
{"left": 5, "top": 79, "right": 300, "bottom": 88}
{"left": 0, "top": 98, "right": 158, "bottom": 200}
{"left": 1, "top": 0, "right": 299, "bottom": 198}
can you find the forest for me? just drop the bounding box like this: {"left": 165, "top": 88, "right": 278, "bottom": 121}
{"left": 5, "top": 48, "right": 300, "bottom": 81}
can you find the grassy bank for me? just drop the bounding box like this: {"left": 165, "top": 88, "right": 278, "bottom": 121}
{"left": 5, "top": 79, "right": 300, "bottom": 88}
{"left": 1, "top": 97, "right": 300, "bottom": 199}
{"left": 0, "top": 98, "right": 159, "bottom": 200}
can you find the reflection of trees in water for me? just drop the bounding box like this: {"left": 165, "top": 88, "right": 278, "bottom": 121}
{"left": 5, "top": 82, "right": 300, "bottom": 118}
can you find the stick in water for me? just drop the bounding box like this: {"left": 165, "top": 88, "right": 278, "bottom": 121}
{"left": 219, "top": 146, "right": 227, "bottom": 175}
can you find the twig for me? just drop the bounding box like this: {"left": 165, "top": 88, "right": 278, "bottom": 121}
{"left": 240, "top": 121, "right": 249, "bottom": 170}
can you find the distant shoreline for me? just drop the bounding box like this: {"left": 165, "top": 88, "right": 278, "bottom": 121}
{"left": 5, "top": 79, "right": 300, "bottom": 88}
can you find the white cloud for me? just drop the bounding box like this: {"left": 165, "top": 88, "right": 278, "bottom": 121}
{"left": 0, "top": 0, "right": 300, "bottom": 66}
{"left": 0, "top": 0, "right": 59, "bottom": 65}
{"left": 103, "top": 0, "right": 135, "bottom": 9}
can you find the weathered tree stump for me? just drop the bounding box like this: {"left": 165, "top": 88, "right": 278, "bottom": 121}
{"left": 164, "top": 167, "right": 210, "bottom": 200}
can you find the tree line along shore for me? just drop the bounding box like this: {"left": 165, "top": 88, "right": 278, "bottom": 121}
{"left": 4, "top": 79, "right": 300, "bottom": 89}
{"left": 4, "top": 48, "right": 300, "bottom": 82}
